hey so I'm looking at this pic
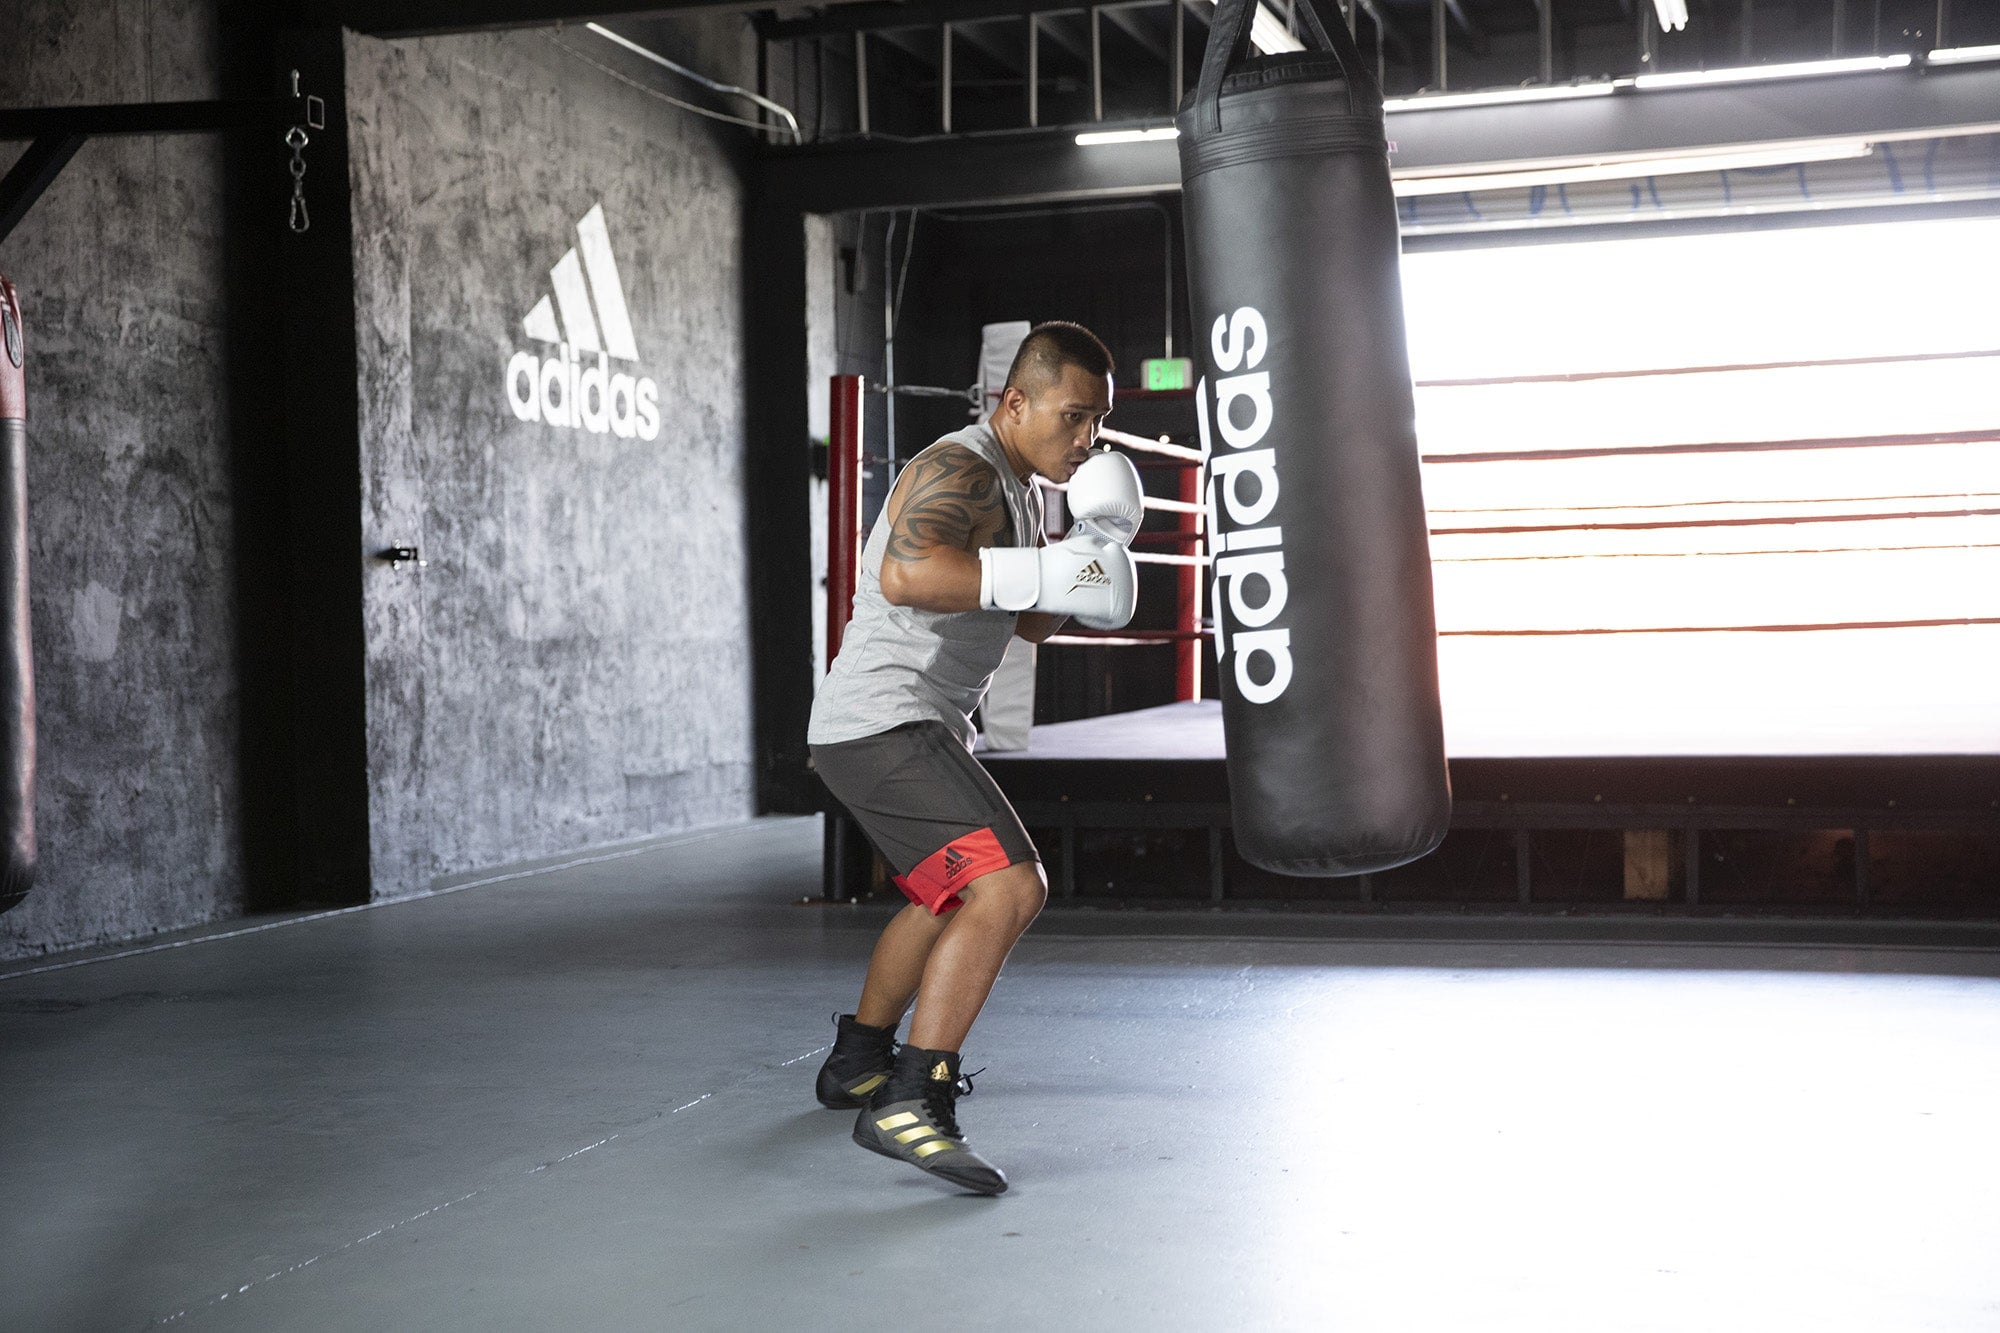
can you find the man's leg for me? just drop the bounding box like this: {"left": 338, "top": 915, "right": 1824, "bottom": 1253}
{"left": 851, "top": 860, "right": 1044, "bottom": 1195}
{"left": 854, "top": 902, "right": 950, "bottom": 1029}
{"left": 817, "top": 906, "right": 942, "bottom": 1109}
{"left": 907, "top": 860, "right": 1047, "bottom": 1053}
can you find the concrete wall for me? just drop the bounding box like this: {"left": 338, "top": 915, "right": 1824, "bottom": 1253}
{"left": 343, "top": 23, "right": 761, "bottom": 898}
{"left": 0, "top": 1, "right": 250, "bottom": 958}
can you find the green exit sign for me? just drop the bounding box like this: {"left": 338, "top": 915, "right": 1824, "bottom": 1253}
{"left": 1142, "top": 357, "right": 1193, "bottom": 392}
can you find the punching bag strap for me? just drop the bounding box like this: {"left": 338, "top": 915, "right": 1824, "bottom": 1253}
{"left": 1191, "top": 0, "right": 1258, "bottom": 136}
{"left": 1190, "top": 0, "right": 1379, "bottom": 135}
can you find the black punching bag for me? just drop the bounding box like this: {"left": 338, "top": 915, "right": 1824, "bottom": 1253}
{"left": 0, "top": 276, "right": 36, "bottom": 914}
{"left": 1178, "top": 0, "right": 1449, "bottom": 875}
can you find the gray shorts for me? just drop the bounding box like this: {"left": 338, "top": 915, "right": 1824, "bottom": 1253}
{"left": 810, "top": 721, "right": 1039, "bottom": 914}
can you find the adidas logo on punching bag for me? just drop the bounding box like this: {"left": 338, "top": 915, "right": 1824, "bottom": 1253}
{"left": 1199, "top": 305, "right": 1293, "bottom": 707}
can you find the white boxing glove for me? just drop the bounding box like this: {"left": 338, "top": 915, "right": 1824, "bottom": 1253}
{"left": 1064, "top": 449, "right": 1145, "bottom": 547}
{"left": 979, "top": 530, "right": 1138, "bottom": 630}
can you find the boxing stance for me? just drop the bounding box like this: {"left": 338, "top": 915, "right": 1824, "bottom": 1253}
{"left": 807, "top": 322, "right": 1143, "bottom": 1194}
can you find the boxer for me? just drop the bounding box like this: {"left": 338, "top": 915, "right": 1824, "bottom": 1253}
{"left": 808, "top": 322, "right": 1143, "bottom": 1194}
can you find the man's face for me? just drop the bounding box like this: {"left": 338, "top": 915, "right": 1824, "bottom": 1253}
{"left": 1004, "top": 362, "right": 1114, "bottom": 483}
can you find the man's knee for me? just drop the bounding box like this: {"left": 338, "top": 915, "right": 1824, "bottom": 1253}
{"left": 960, "top": 860, "right": 1047, "bottom": 926}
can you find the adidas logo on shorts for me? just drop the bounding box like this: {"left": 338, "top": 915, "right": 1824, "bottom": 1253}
{"left": 942, "top": 846, "right": 972, "bottom": 882}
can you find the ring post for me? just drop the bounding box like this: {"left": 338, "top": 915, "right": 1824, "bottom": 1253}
{"left": 823, "top": 374, "right": 865, "bottom": 901}
{"left": 827, "top": 374, "right": 864, "bottom": 662}
{"left": 1177, "top": 459, "right": 1203, "bottom": 702}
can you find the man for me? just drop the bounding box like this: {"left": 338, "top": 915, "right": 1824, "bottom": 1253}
{"left": 807, "top": 322, "right": 1145, "bottom": 1195}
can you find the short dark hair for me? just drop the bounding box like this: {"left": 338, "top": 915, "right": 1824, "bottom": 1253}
{"left": 1003, "top": 321, "right": 1115, "bottom": 397}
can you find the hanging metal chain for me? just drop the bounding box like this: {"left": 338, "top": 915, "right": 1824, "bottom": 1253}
{"left": 283, "top": 69, "right": 325, "bottom": 235}
{"left": 286, "top": 125, "right": 310, "bottom": 233}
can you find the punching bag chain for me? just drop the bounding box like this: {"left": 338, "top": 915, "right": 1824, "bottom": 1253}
{"left": 286, "top": 126, "right": 310, "bottom": 234}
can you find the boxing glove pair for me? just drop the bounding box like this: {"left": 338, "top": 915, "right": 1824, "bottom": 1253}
{"left": 978, "top": 450, "right": 1144, "bottom": 629}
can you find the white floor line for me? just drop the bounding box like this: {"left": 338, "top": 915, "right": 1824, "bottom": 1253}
{"left": 148, "top": 1052, "right": 789, "bottom": 1326}
{"left": 2, "top": 821, "right": 775, "bottom": 982}
{"left": 779, "top": 1045, "right": 832, "bottom": 1066}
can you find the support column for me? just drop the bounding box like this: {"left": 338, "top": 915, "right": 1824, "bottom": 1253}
{"left": 745, "top": 202, "right": 816, "bottom": 814}
{"left": 275, "top": 28, "right": 371, "bottom": 905}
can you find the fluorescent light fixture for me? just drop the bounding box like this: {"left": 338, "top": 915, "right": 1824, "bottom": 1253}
{"left": 1075, "top": 126, "right": 1180, "bottom": 147}
{"left": 1652, "top": 0, "right": 1690, "bottom": 31}
{"left": 1927, "top": 44, "right": 2000, "bottom": 66}
{"left": 1384, "top": 82, "right": 1617, "bottom": 113}
{"left": 1391, "top": 139, "right": 1874, "bottom": 198}
{"left": 1634, "top": 53, "right": 1911, "bottom": 89}
{"left": 1249, "top": 4, "right": 1305, "bottom": 54}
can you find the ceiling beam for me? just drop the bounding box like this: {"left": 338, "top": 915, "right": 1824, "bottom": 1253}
{"left": 757, "top": 62, "right": 2000, "bottom": 212}
{"left": 1442, "top": 0, "right": 1489, "bottom": 56}
{"left": 289, "top": 0, "right": 867, "bottom": 39}
{"left": 1386, "top": 63, "right": 2000, "bottom": 175}
{"left": 868, "top": 25, "right": 941, "bottom": 73}
{"left": 950, "top": 18, "right": 1030, "bottom": 77}
{"left": 758, "top": 130, "right": 1180, "bottom": 213}
{"left": 1101, "top": 6, "right": 1171, "bottom": 63}
{"left": 1353, "top": 0, "right": 1413, "bottom": 62}
{"left": 759, "top": 2, "right": 1095, "bottom": 42}
{"left": 1033, "top": 11, "right": 1095, "bottom": 64}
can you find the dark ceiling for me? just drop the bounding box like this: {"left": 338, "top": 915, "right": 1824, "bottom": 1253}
{"left": 295, "top": 0, "right": 1998, "bottom": 142}
{"left": 750, "top": 1, "right": 1996, "bottom": 141}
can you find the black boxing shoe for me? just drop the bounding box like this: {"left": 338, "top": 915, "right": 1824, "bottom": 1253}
{"left": 852, "top": 1046, "right": 1007, "bottom": 1196}
{"left": 814, "top": 1013, "right": 898, "bottom": 1109}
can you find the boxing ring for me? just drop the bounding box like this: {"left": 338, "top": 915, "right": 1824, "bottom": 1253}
{"left": 819, "top": 373, "right": 2000, "bottom": 911}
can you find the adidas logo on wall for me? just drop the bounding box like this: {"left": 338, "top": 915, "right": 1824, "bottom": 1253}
{"left": 504, "top": 203, "right": 662, "bottom": 440}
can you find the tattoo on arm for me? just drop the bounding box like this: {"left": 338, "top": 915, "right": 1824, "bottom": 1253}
{"left": 884, "top": 446, "right": 1006, "bottom": 565}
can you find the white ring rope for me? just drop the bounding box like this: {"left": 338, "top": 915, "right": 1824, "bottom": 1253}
{"left": 1036, "top": 479, "right": 1204, "bottom": 515}
{"left": 1101, "top": 426, "right": 1204, "bottom": 462}
{"left": 1045, "top": 634, "right": 1209, "bottom": 647}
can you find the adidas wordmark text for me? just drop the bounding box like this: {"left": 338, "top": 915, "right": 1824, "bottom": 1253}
{"left": 504, "top": 203, "right": 661, "bottom": 441}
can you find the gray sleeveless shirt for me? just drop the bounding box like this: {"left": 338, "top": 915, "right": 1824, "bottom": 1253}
{"left": 808, "top": 423, "right": 1044, "bottom": 749}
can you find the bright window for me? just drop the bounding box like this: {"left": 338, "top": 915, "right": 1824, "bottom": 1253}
{"left": 1399, "top": 216, "right": 2000, "bottom": 756}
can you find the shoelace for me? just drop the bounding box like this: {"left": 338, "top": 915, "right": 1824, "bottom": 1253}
{"left": 922, "top": 1067, "right": 984, "bottom": 1138}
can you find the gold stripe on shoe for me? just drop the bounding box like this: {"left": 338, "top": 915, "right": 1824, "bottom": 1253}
{"left": 848, "top": 1073, "right": 887, "bottom": 1097}
{"left": 912, "top": 1140, "right": 958, "bottom": 1158}
{"left": 875, "top": 1112, "right": 920, "bottom": 1131}
{"left": 894, "top": 1125, "right": 938, "bottom": 1144}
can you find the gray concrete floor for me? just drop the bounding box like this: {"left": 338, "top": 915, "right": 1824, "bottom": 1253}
{"left": 4, "top": 817, "right": 1999, "bottom": 1331}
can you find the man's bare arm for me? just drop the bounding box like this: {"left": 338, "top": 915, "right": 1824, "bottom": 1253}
{"left": 879, "top": 445, "right": 1007, "bottom": 612}
{"left": 1014, "top": 611, "right": 1065, "bottom": 643}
